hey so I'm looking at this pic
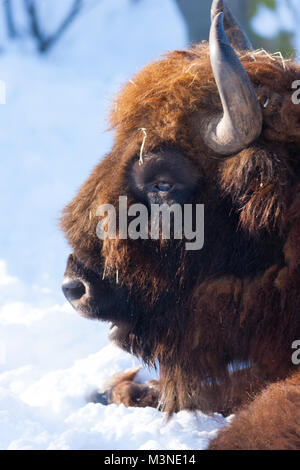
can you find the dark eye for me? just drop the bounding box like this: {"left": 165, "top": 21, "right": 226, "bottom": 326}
{"left": 130, "top": 148, "right": 198, "bottom": 205}
{"left": 151, "top": 181, "right": 174, "bottom": 193}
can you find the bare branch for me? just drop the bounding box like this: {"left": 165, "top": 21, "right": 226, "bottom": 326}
{"left": 23, "top": 0, "right": 83, "bottom": 53}
{"left": 3, "top": 0, "right": 18, "bottom": 38}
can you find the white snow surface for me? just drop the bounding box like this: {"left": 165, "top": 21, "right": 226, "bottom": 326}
{"left": 0, "top": 0, "right": 231, "bottom": 450}
{"left": 0, "top": 261, "right": 229, "bottom": 450}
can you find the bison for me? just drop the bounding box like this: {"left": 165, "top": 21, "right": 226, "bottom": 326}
{"left": 61, "top": 0, "right": 300, "bottom": 450}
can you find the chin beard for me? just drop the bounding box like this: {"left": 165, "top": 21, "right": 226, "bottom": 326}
{"left": 108, "top": 321, "right": 155, "bottom": 364}
{"left": 109, "top": 322, "right": 135, "bottom": 353}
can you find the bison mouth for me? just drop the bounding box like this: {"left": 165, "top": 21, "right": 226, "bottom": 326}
{"left": 62, "top": 254, "right": 129, "bottom": 322}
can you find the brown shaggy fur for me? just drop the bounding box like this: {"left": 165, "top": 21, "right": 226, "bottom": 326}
{"left": 103, "top": 368, "right": 160, "bottom": 408}
{"left": 61, "top": 43, "right": 300, "bottom": 449}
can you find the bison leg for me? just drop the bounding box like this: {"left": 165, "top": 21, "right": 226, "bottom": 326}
{"left": 209, "top": 371, "right": 300, "bottom": 450}
{"left": 89, "top": 368, "right": 161, "bottom": 409}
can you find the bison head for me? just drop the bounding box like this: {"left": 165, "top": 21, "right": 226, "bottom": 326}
{"left": 61, "top": 0, "right": 300, "bottom": 412}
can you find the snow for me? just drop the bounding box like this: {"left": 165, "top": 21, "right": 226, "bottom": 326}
{"left": 0, "top": 263, "right": 229, "bottom": 450}
{"left": 0, "top": 0, "right": 229, "bottom": 450}
{"left": 0, "top": 260, "right": 18, "bottom": 286}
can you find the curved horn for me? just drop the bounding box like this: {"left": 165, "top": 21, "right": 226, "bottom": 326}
{"left": 211, "top": 0, "right": 253, "bottom": 51}
{"left": 201, "top": 12, "right": 262, "bottom": 155}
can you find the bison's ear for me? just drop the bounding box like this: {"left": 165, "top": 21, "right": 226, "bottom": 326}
{"left": 211, "top": 0, "right": 253, "bottom": 51}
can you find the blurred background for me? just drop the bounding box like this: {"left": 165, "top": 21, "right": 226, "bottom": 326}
{"left": 0, "top": 0, "right": 300, "bottom": 450}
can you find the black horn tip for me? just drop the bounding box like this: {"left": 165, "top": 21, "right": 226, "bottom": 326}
{"left": 210, "top": 0, "right": 253, "bottom": 52}
{"left": 210, "top": 12, "right": 228, "bottom": 57}
{"left": 211, "top": 0, "right": 224, "bottom": 21}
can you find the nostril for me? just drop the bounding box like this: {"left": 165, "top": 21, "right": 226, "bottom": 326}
{"left": 62, "top": 279, "right": 86, "bottom": 302}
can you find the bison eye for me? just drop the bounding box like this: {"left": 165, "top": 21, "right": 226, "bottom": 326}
{"left": 130, "top": 147, "right": 198, "bottom": 204}
{"left": 150, "top": 181, "right": 174, "bottom": 193}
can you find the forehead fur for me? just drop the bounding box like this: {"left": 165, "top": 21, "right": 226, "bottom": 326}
{"left": 61, "top": 44, "right": 300, "bottom": 260}
{"left": 110, "top": 44, "right": 300, "bottom": 154}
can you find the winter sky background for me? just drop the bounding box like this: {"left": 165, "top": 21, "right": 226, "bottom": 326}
{"left": 0, "top": 0, "right": 299, "bottom": 450}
